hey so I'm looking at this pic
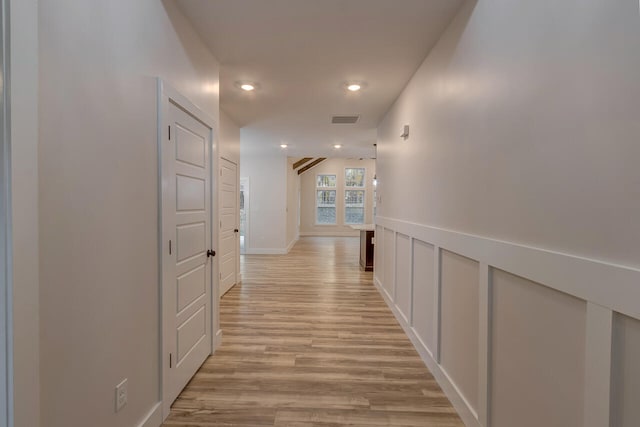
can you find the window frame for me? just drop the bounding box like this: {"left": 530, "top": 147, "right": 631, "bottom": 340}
{"left": 315, "top": 173, "right": 337, "bottom": 225}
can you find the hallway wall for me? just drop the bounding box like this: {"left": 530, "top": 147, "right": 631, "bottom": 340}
{"left": 239, "top": 131, "right": 288, "bottom": 254}
{"left": 375, "top": 1, "right": 640, "bottom": 427}
{"left": 38, "top": 1, "right": 220, "bottom": 426}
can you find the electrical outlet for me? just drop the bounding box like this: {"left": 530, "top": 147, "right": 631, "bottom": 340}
{"left": 115, "top": 378, "right": 128, "bottom": 412}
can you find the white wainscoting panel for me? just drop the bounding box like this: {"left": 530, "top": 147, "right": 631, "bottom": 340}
{"left": 491, "top": 269, "right": 586, "bottom": 427}
{"left": 611, "top": 313, "right": 640, "bottom": 427}
{"left": 383, "top": 228, "right": 395, "bottom": 300}
{"left": 395, "top": 233, "right": 412, "bottom": 323}
{"left": 372, "top": 215, "right": 640, "bottom": 427}
{"left": 411, "top": 239, "right": 436, "bottom": 355}
{"left": 440, "top": 250, "right": 479, "bottom": 414}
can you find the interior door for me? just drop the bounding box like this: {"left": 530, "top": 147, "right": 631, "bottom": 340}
{"left": 219, "top": 158, "right": 238, "bottom": 296}
{"left": 162, "top": 101, "right": 212, "bottom": 412}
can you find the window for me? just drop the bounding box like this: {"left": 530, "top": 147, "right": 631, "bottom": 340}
{"left": 317, "top": 174, "right": 336, "bottom": 187}
{"left": 345, "top": 190, "right": 365, "bottom": 224}
{"left": 344, "top": 168, "right": 365, "bottom": 224}
{"left": 345, "top": 168, "right": 365, "bottom": 187}
{"left": 316, "top": 174, "right": 337, "bottom": 224}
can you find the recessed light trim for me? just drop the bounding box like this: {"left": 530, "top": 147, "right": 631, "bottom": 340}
{"left": 235, "top": 81, "right": 259, "bottom": 91}
{"left": 344, "top": 81, "right": 367, "bottom": 92}
{"left": 333, "top": 144, "right": 342, "bottom": 149}
{"left": 280, "top": 144, "right": 288, "bottom": 148}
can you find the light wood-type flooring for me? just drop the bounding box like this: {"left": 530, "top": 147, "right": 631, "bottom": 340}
{"left": 163, "top": 237, "right": 464, "bottom": 427}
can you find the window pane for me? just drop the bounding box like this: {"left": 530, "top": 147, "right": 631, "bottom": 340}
{"left": 317, "top": 174, "right": 336, "bottom": 187}
{"left": 317, "top": 190, "right": 336, "bottom": 205}
{"left": 345, "top": 207, "right": 364, "bottom": 224}
{"left": 345, "top": 190, "right": 365, "bottom": 224}
{"left": 317, "top": 207, "right": 336, "bottom": 224}
{"left": 317, "top": 190, "right": 336, "bottom": 224}
{"left": 345, "top": 168, "right": 365, "bottom": 187}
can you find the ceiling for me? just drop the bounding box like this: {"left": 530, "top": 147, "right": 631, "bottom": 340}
{"left": 175, "top": 0, "right": 464, "bottom": 158}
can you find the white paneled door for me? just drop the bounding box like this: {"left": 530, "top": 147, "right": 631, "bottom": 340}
{"left": 219, "top": 158, "right": 238, "bottom": 296}
{"left": 162, "top": 100, "right": 213, "bottom": 415}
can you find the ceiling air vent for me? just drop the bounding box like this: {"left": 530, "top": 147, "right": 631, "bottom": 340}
{"left": 331, "top": 115, "right": 360, "bottom": 124}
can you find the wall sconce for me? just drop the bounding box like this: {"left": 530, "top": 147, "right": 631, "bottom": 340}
{"left": 400, "top": 125, "right": 409, "bottom": 140}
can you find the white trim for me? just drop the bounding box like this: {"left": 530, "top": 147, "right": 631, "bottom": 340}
{"left": 374, "top": 276, "right": 481, "bottom": 427}
{"left": 244, "top": 248, "right": 287, "bottom": 255}
{"left": 299, "top": 231, "right": 358, "bottom": 237}
{"left": 375, "top": 216, "right": 640, "bottom": 427}
{"left": 157, "top": 79, "right": 219, "bottom": 420}
{"left": 286, "top": 237, "right": 298, "bottom": 253}
{"left": 477, "top": 263, "right": 491, "bottom": 427}
{"left": 214, "top": 328, "right": 223, "bottom": 350}
{"left": 376, "top": 216, "right": 640, "bottom": 319}
{"left": 583, "top": 303, "right": 613, "bottom": 427}
{"left": 433, "top": 245, "right": 441, "bottom": 363}
{"left": 136, "top": 402, "right": 162, "bottom": 427}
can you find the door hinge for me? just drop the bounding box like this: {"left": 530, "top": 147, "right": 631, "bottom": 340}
{"left": 169, "top": 240, "right": 172, "bottom": 255}
{"left": 169, "top": 353, "right": 172, "bottom": 368}
{"left": 168, "top": 125, "right": 171, "bottom": 140}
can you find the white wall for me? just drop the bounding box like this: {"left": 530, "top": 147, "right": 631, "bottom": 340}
{"left": 10, "top": 0, "right": 40, "bottom": 426}
{"left": 375, "top": 1, "right": 640, "bottom": 426}
{"left": 220, "top": 110, "right": 240, "bottom": 165}
{"left": 239, "top": 131, "right": 287, "bottom": 254}
{"left": 38, "top": 1, "right": 220, "bottom": 426}
{"left": 299, "top": 158, "right": 375, "bottom": 236}
{"left": 286, "top": 158, "right": 300, "bottom": 250}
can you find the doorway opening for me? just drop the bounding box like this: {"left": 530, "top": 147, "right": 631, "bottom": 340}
{"left": 239, "top": 177, "right": 249, "bottom": 254}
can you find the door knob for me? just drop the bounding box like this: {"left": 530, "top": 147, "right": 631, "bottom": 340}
{"left": 207, "top": 250, "right": 216, "bottom": 257}
{"left": 234, "top": 229, "right": 239, "bottom": 233}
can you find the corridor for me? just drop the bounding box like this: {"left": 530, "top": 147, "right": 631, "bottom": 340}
{"left": 162, "top": 237, "right": 463, "bottom": 426}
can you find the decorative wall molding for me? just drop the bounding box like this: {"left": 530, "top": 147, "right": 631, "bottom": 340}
{"left": 374, "top": 215, "right": 640, "bottom": 427}
{"left": 375, "top": 216, "right": 640, "bottom": 319}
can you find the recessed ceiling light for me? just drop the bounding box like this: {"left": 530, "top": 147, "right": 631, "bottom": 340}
{"left": 344, "top": 82, "right": 366, "bottom": 92}
{"left": 280, "top": 144, "right": 288, "bottom": 148}
{"left": 333, "top": 144, "right": 342, "bottom": 149}
{"left": 235, "top": 81, "right": 259, "bottom": 91}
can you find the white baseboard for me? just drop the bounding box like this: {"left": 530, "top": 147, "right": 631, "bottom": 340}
{"left": 215, "top": 328, "right": 223, "bottom": 350}
{"left": 136, "top": 402, "right": 162, "bottom": 427}
{"left": 286, "top": 237, "right": 299, "bottom": 253}
{"left": 244, "top": 247, "right": 287, "bottom": 255}
{"left": 374, "top": 276, "right": 481, "bottom": 427}
{"left": 299, "top": 231, "right": 359, "bottom": 237}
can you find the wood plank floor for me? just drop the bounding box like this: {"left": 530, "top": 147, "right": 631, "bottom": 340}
{"left": 163, "top": 237, "right": 464, "bottom": 427}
